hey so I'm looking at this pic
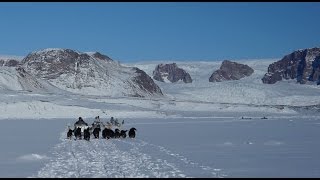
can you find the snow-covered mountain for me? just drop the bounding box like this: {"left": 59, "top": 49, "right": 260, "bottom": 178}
{"left": 1, "top": 47, "right": 320, "bottom": 120}
{"left": 19, "top": 48, "right": 163, "bottom": 97}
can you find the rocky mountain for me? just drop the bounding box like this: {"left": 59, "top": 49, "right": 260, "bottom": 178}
{"left": 153, "top": 63, "right": 192, "bottom": 83}
{"left": 262, "top": 47, "right": 320, "bottom": 84}
{"left": 209, "top": 60, "right": 254, "bottom": 82}
{"left": 19, "top": 48, "right": 163, "bottom": 97}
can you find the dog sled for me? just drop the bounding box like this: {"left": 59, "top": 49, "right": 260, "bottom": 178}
{"left": 66, "top": 116, "right": 135, "bottom": 141}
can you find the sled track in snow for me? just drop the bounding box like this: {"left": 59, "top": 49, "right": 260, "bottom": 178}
{"left": 33, "top": 131, "right": 225, "bottom": 178}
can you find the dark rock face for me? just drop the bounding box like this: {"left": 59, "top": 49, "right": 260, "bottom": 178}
{"left": 21, "top": 48, "right": 91, "bottom": 79}
{"left": 153, "top": 63, "right": 192, "bottom": 83}
{"left": 132, "top": 67, "right": 163, "bottom": 96}
{"left": 209, "top": 60, "right": 254, "bottom": 82}
{"left": 0, "top": 59, "right": 19, "bottom": 67}
{"left": 262, "top": 47, "right": 320, "bottom": 84}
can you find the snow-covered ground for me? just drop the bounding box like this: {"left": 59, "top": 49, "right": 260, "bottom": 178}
{"left": 0, "top": 59, "right": 320, "bottom": 177}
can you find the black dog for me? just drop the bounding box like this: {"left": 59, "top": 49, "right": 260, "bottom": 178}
{"left": 128, "top": 127, "right": 137, "bottom": 138}
{"left": 93, "top": 127, "right": 101, "bottom": 139}
{"left": 102, "top": 128, "right": 107, "bottom": 139}
{"left": 67, "top": 129, "right": 73, "bottom": 139}
{"left": 102, "top": 128, "right": 115, "bottom": 139}
{"left": 120, "top": 130, "right": 128, "bottom": 138}
{"left": 74, "top": 127, "right": 82, "bottom": 140}
{"left": 83, "top": 128, "right": 91, "bottom": 141}
{"left": 114, "top": 129, "right": 121, "bottom": 138}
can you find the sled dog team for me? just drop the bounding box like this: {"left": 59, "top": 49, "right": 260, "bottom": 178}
{"left": 67, "top": 116, "right": 137, "bottom": 141}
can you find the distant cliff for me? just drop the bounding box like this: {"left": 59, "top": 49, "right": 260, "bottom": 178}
{"left": 262, "top": 47, "right": 320, "bottom": 84}
{"left": 153, "top": 63, "right": 192, "bottom": 83}
{"left": 209, "top": 60, "right": 254, "bottom": 82}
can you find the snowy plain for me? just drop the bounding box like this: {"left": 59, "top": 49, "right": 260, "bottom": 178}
{"left": 1, "top": 58, "right": 320, "bottom": 177}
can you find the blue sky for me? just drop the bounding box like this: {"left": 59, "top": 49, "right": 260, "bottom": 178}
{"left": 0, "top": 2, "right": 320, "bottom": 62}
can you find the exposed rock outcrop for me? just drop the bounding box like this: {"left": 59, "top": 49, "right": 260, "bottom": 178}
{"left": 153, "top": 63, "right": 192, "bottom": 83}
{"left": 209, "top": 60, "right": 254, "bottom": 82}
{"left": 132, "top": 68, "right": 163, "bottom": 97}
{"left": 262, "top": 47, "right": 320, "bottom": 84}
